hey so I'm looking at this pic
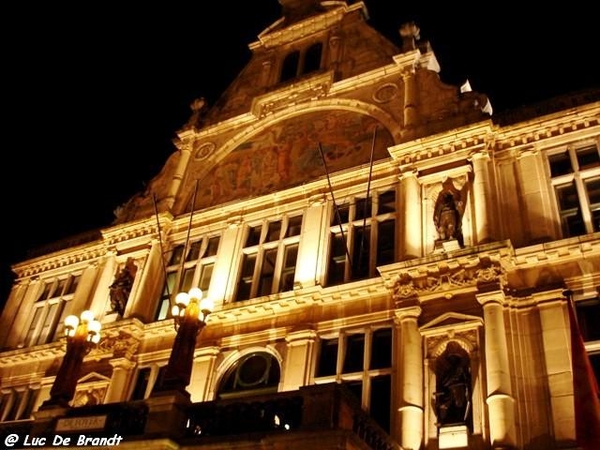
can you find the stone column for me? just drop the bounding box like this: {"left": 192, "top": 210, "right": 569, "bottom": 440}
{"left": 165, "top": 140, "right": 193, "bottom": 210}
{"left": 281, "top": 329, "right": 318, "bottom": 391}
{"left": 536, "top": 292, "right": 575, "bottom": 444}
{"left": 516, "top": 148, "right": 555, "bottom": 242}
{"left": 190, "top": 346, "right": 220, "bottom": 403}
{"left": 104, "top": 358, "right": 136, "bottom": 403}
{"left": 394, "top": 306, "right": 423, "bottom": 450}
{"left": 400, "top": 169, "right": 422, "bottom": 259}
{"left": 470, "top": 151, "right": 493, "bottom": 244}
{"left": 402, "top": 69, "right": 418, "bottom": 129}
{"left": 477, "top": 290, "right": 516, "bottom": 449}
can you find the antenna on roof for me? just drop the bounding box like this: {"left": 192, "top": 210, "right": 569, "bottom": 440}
{"left": 177, "top": 180, "right": 199, "bottom": 295}
{"left": 356, "top": 126, "right": 377, "bottom": 277}
{"left": 318, "top": 142, "right": 353, "bottom": 278}
{"left": 153, "top": 193, "right": 172, "bottom": 306}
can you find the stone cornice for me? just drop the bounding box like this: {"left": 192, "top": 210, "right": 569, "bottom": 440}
{"left": 389, "top": 121, "right": 494, "bottom": 170}
{"left": 493, "top": 102, "right": 600, "bottom": 152}
{"left": 379, "top": 242, "right": 513, "bottom": 304}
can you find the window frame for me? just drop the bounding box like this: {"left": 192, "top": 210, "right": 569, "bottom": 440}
{"left": 326, "top": 189, "right": 396, "bottom": 286}
{"left": 234, "top": 214, "right": 303, "bottom": 302}
{"left": 25, "top": 274, "right": 80, "bottom": 347}
{"left": 155, "top": 234, "right": 221, "bottom": 321}
{"left": 314, "top": 326, "right": 393, "bottom": 429}
{"left": 548, "top": 140, "right": 600, "bottom": 237}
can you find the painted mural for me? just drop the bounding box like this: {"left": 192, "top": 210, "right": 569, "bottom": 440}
{"left": 193, "top": 111, "right": 393, "bottom": 209}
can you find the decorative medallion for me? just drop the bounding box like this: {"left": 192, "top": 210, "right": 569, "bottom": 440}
{"left": 194, "top": 142, "right": 216, "bottom": 160}
{"left": 373, "top": 83, "right": 398, "bottom": 103}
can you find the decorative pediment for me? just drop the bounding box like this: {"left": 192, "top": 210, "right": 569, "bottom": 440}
{"left": 420, "top": 312, "right": 483, "bottom": 331}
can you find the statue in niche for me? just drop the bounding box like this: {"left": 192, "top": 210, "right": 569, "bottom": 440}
{"left": 433, "top": 177, "right": 467, "bottom": 248}
{"left": 109, "top": 258, "right": 137, "bottom": 316}
{"left": 433, "top": 341, "right": 472, "bottom": 428}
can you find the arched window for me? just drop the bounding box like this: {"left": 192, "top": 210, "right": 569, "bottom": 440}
{"left": 280, "top": 50, "right": 300, "bottom": 83}
{"left": 217, "top": 352, "right": 281, "bottom": 399}
{"left": 303, "top": 42, "right": 322, "bottom": 74}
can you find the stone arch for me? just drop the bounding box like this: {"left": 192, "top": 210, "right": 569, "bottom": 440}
{"left": 215, "top": 346, "right": 283, "bottom": 399}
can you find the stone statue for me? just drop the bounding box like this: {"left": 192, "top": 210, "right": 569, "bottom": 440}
{"left": 434, "top": 342, "right": 472, "bottom": 427}
{"left": 109, "top": 258, "right": 137, "bottom": 316}
{"left": 434, "top": 178, "right": 466, "bottom": 247}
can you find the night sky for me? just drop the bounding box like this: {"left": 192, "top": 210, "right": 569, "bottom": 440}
{"left": 2, "top": 1, "right": 598, "bottom": 305}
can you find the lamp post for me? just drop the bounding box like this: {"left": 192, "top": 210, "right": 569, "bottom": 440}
{"left": 42, "top": 310, "right": 102, "bottom": 408}
{"left": 152, "top": 287, "right": 213, "bottom": 396}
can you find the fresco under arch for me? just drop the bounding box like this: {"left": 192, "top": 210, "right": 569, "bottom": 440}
{"left": 192, "top": 110, "right": 393, "bottom": 210}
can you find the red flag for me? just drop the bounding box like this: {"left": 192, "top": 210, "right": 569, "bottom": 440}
{"left": 566, "top": 293, "right": 600, "bottom": 449}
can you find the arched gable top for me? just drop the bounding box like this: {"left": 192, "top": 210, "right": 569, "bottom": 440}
{"left": 180, "top": 109, "right": 394, "bottom": 213}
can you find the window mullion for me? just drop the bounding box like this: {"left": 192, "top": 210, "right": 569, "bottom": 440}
{"left": 574, "top": 174, "right": 594, "bottom": 233}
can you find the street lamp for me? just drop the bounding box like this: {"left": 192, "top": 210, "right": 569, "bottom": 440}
{"left": 152, "top": 287, "right": 213, "bottom": 396}
{"left": 41, "top": 310, "right": 102, "bottom": 408}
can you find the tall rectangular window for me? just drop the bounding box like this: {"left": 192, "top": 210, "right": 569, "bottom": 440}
{"left": 326, "top": 189, "right": 396, "bottom": 286}
{"left": 549, "top": 142, "right": 600, "bottom": 237}
{"left": 155, "top": 235, "right": 220, "bottom": 320}
{"left": 235, "top": 215, "right": 302, "bottom": 302}
{"left": 575, "top": 295, "right": 600, "bottom": 386}
{"left": 315, "top": 327, "right": 393, "bottom": 432}
{"left": 25, "top": 274, "right": 80, "bottom": 347}
{"left": 0, "top": 387, "right": 39, "bottom": 422}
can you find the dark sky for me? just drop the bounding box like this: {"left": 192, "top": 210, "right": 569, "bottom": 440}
{"left": 2, "top": 1, "right": 598, "bottom": 304}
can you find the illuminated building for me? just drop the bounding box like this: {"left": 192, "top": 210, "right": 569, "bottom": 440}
{"left": 1, "top": 1, "right": 599, "bottom": 449}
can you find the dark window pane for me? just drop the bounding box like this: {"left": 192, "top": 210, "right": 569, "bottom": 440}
{"left": 237, "top": 254, "right": 256, "bottom": 301}
{"left": 592, "top": 209, "right": 600, "bottom": 232}
{"left": 556, "top": 182, "right": 580, "bottom": 210}
{"left": 377, "top": 219, "right": 396, "bottom": 266}
{"left": 564, "top": 211, "right": 586, "bottom": 237}
{"left": 131, "top": 368, "right": 151, "bottom": 400}
{"left": 279, "top": 244, "right": 298, "bottom": 292}
{"left": 549, "top": 151, "right": 573, "bottom": 177}
{"left": 281, "top": 50, "right": 300, "bottom": 82}
{"left": 370, "top": 375, "right": 391, "bottom": 432}
{"left": 206, "top": 236, "right": 220, "bottom": 257}
{"left": 266, "top": 221, "right": 282, "bottom": 242}
{"left": 258, "top": 249, "right": 277, "bottom": 296}
{"left": 333, "top": 203, "right": 349, "bottom": 225}
{"left": 246, "top": 225, "right": 262, "bottom": 246}
{"left": 370, "top": 328, "right": 392, "bottom": 369}
{"left": 327, "top": 232, "right": 347, "bottom": 286}
{"left": 585, "top": 178, "right": 600, "bottom": 205}
{"left": 576, "top": 145, "right": 600, "bottom": 170}
{"left": 187, "top": 240, "right": 202, "bottom": 261}
{"left": 286, "top": 215, "right": 303, "bottom": 237}
{"left": 352, "top": 225, "right": 370, "bottom": 280}
{"left": 169, "top": 245, "right": 185, "bottom": 266}
{"left": 378, "top": 190, "right": 396, "bottom": 214}
{"left": 66, "top": 275, "right": 80, "bottom": 295}
{"left": 343, "top": 333, "right": 365, "bottom": 373}
{"left": 589, "top": 352, "right": 600, "bottom": 387}
{"left": 576, "top": 298, "right": 600, "bottom": 341}
{"left": 344, "top": 380, "right": 363, "bottom": 407}
{"left": 303, "top": 42, "right": 322, "bottom": 74}
{"left": 317, "top": 338, "right": 338, "bottom": 377}
{"left": 355, "top": 197, "right": 372, "bottom": 221}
